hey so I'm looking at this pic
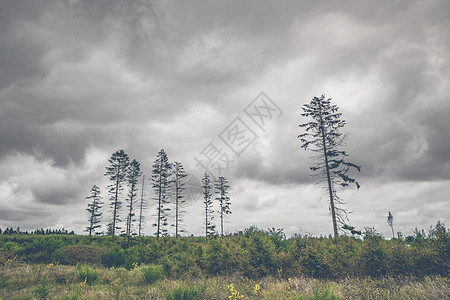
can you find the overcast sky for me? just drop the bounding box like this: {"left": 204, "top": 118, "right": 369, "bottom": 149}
{"left": 1, "top": 0, "right": 449, "bottom": 238}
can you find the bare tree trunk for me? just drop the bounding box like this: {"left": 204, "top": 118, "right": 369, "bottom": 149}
{"left": 175, "top": 175, "right": 179, "bottom": 238}
{"left": 138, "top": 175, "right": 145, "bottom": 238}
{"left": 205, "top": 200, "right": 208, "bottom": 242}
{"left": 220, "top": 200, "right": 224, "bottom": 238}
{"left": 112, "top": 167, "right": 120, "bottom": 237}
{"left": 157, "top": 161, "right": 162, "bottom": 240}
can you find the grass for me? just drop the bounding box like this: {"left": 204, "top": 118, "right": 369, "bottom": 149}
{"left": 0, "top": 261, "right": 449, "bottom": 299}
{"left": 141, "top": 264, "right": 165, "bottom": 284}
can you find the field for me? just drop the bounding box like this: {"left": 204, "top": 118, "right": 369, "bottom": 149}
{"left": 1, "top": 262, "right": 449, "bottom": 299}
{"left": 0, "top": 223, "right": 449, "bottom": 299}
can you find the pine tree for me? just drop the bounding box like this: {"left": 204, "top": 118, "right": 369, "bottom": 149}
{"left": 105, "top": 149, "right": 130, "bottom": 237}
{"left": 151, "top": 149, "right": 172, "bottom": 239}
{"left": 125, "top": 159, "right": 141, "bottom": 239}
{"left": 202, "top": 173, "right": 215, "bottom": 241}
{"left": 215, "top": 176, "right": 231, "bottom": 237}
{"left": 387, "top": 211, "right": 395, "bottom": 239}
{"left": 299, "top": 95, "right": 360, "bottom": 238}
{"left": 106, "top": 222, "right": 113, "bottom": 236}
{"left": 138, "top": 174, "right": 146, "bottom": 238}
{"left": 85, "top": 185, "right": 103, "bottom": 238}
{"left": 172, "top": 162, "right": 188, "bottom": 238}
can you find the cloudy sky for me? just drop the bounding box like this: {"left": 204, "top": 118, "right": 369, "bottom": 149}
{"left": 1, "top": 0, "right": 449, "bottom": 237}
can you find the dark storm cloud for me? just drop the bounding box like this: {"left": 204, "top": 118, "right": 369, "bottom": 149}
{"left": 0, "top": 0, "right": 449, "bottom": 234}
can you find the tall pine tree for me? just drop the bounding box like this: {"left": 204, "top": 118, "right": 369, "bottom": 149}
{"left": 125, "top": 159, "right": 141, "bottom": 239}
{"left": 215, "top": 176, "right": 231, "bottom": 237}
{"left": 105, "top": 149, "right": 130, "bottom": 237}
{"left": 202, "top": 173, "right": 215, "bottom": 241}
{"left": 85, "top": 185, "right": 103, "bottom": 238}
{"left": 299, "top": 95, "right": 360, "bottom": 238}
{"left": 172, "top": 162, "right": 187, "bottom": 238}
{"left": 151, "top": 149, "right": 172, "bottom": 239}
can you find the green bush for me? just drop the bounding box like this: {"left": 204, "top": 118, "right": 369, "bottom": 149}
{"left": 101, "top": 249, "right": 126, "bottom": 268}
{"left": 0, "top": 222, "right": 448, "bottom": 280}
{"left": 164, "top": 283, "right": 200, "bottom": 300}
{"left": 141, "top": 264, "right": 164, "bottom": 284}
{"left": 77, "top": 265, "right": 99, "bottom": 285}
{"left": 359, "top": 237, "right": 387, "bottom": 277}
{"left": 60, "top": 245, "right": 104, "bottom": 265}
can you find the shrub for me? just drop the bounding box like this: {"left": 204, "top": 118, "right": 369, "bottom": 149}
{"left": 101, "top": 249, "right": 126, "bottom": 268}
{"left": 60, "top": 245, "right": 104, "bottom": 265}
{"left": 77, "top": 265, "right": 99, "bottom": 285}
{"left": 359, "top": 237, "right": 387, "bottom": 277}
{"left": 164, "top": 283, "right": 200, "bottom": 300}
{"left": 141, "top": 265, "right": 164, "bottom": 284}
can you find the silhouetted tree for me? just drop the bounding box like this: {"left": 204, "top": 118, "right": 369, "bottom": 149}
{"left": 299, "top": 95, "right": 360, "bottom": 238}
{"left": 172, "top": 162, "right": 187, "bottom": 238}
{"left": 215, "top": 176, "right": 231, "bottom": 237}
{"left": 105, "top": 149, "right": 130, "bottom": 237}
{"left": 125, "top": 159, "right": 141, "bottom": 239}
{"left": 138, "top": 174, "right": 146, "bottom": 238}
{"left": 152, "top": 149, "right": 172, "bottom": 239}
{"left": 387, "top": 211, "right": 395, "bottom": 239}
{"left": 202, "top": 173, "right": 215, "bottom": 241}
{"left": 85, "top": 185, "right": 103, "bottom": 238}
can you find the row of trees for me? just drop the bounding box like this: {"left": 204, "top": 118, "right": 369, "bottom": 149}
{"left": 85, "top": 149, "right": 233, "bottom": 240}
{"left": 0, "top": 227, "right": 75, "bottom": 235}
{"left": 85, "top": 94, "right": 357, "bottom": 240}
{"left": 201, "top": 173, "right": 231, "bottom": 241}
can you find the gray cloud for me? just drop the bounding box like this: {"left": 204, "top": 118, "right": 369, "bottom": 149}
{"left": 0, "top": 0, "right": 449, "bottom": 235}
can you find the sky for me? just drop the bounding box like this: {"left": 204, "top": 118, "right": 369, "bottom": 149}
{"left": 0, "top": 0, "right": 449, "bottom": 238}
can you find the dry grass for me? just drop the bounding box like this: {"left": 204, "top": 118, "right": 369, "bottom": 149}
{"left": 0, "top": 261, "right": 448, "bottom": 299}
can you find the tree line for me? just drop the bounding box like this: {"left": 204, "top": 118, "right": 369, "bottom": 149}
{"left": 86, "top": 148, "right": 232, "bottom": 240}
{"left": 0, "top": 227, "right": 75, "bottom": 235}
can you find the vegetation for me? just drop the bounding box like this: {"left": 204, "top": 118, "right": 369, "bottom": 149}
{"left": 0, "top": 222, "right": 448, "bottom": 298}
{"left": 0, "top": 261, "right": 448, "bottom": 299}
{"left": 0, "top": 222, "right": 448, "bottom": 279}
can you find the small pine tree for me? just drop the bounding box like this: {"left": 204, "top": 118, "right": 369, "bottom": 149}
{"left": 387, "top": 211, "right": 395, "bottom": 239}
{"left": 106, "top": 222, "right": 113, "bottom": 236}
{"left": 105, "top": 150, "right": 130, "bottom": 237}
{"left": 152, "top": 149, "right": 172, "bottom": 239}
{"left": 172, "top": 162, "right": 188, "bottom": 238}
{"left": 85, "top": 185, "right": 103, "bottom": 238}
{"left": 125, "top": 159, "right": 141, "bottom": 239}
{"left": 202, "top": 173, "right": 215, "bottom": 241}
{"left": 215, "top": 176, "right": 231, "bottom": 237}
